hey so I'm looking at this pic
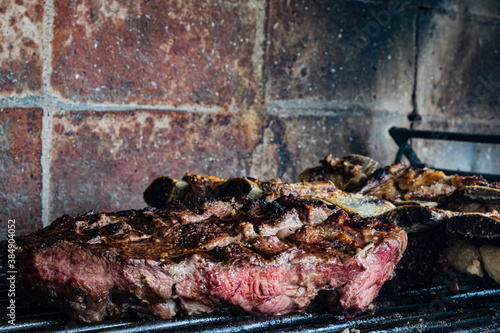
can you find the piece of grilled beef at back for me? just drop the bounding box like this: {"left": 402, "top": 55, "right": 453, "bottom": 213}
{"left": 14, "top": 196, "right": 406, "bottom": 323}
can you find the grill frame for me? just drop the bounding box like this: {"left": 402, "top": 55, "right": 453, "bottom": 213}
{"left": 389, "top": 127, "right": 500, "bottom": 181}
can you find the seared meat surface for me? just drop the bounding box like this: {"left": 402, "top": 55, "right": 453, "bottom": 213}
{"left": 15, "top": 196, "right": 406, "bottom": 323}
{"left": 297, "top": 154, "right": 500, "bottom": 212}
{"left": 296, "top": 154, "right": 500, "bottom": 284}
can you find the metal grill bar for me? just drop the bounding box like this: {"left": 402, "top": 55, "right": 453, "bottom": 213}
{"left": 389, "top": 127, "right": 500, "bottom": 180}
{"left": 390, "top": 127, "right": 500, "bottom": 145}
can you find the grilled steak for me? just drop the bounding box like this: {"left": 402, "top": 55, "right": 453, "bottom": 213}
{"left": 296, "top": 154, "right": 500, "bottom": 283}
{"left": 144, "top": 176, "right": 338, "bottom": 207}
{"left": 297, "top": 154, "right": 500, "bottom": 212}
{"left": 15, "top": 196, "right": 406, "bottom": 323}
{"left": 297, "top": 154, "right": 379, "bottom": 192}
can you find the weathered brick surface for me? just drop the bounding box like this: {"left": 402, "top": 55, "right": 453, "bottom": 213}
{"left": 421, "top": 0, "right": 500, "bottom": 18}
{"left": 50, "top": 0, "right": 264, "bottom": 107}
{"left": 0, "top": 1, "right": 44, "bottom": 95}
{"left": 412, "top": 121, "right": 500, "bottom": 176}
{"left": 0, "top": 108, "right": 43, "bottom": 238}
{"left": 253, "top": 111, "right": 407, "bottom": 181}
{"left": 266, "top": 0, "right": 416, "bottom": 114}
{"left": 416, "top": 10, "right": 500, "bottom": 120}
{"left": 49, "top": 109, "right": 264, "bottom": 222}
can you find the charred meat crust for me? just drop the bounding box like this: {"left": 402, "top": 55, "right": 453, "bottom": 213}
{"left": 447, "top": 213, "right": 500, "bottom": 240}
{"left": 297, "top": 155, "right": 500, "bottom": 214}
{"left": 297, "top": 154, "right": 379, "bottom": 192}
{"left": 15, "top": 196, "right": 406, "bottom": 323}
{"left": 143, "top": 172, "right": 337, "bottom": 208}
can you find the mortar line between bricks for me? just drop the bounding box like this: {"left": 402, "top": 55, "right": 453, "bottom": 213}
{"left": 265, "top": 105, "right": 500, "bottom": 127}
{"left": 41, "top": 0, "right": 55, "bottom": 227}
{"left": 49, "top": 101, "right": 225, "bottom": 114}
{"left": 265, "top": 101, "right": 410, "bottom": 117}
{"left": 42, "top": 0, "right": 54, "bottom": 91}
{"left": 40, "top": 108, "right": 54, "bottom": 227}
{"left": 261, "top": 0, "right": 271, "bottom": 105}
{"left": 0, "top": 95, "right": 226, "bottom": 114}
{"left": 252, "top": 0, "right": 267, "bottom": 105}
{"left": 265, "top": 108, "right": 408, "bottom": 119}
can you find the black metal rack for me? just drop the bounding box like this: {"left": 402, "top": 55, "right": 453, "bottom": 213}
{"left": 389, "top": 127, "right": 500, "bottom": 181}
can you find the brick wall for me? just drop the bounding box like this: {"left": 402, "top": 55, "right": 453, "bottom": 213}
{"left": 1, "top": 0, "right": 499, "bottom": 237}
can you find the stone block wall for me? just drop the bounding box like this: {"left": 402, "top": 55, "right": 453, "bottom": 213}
{"left": 1, "top": 0, "right": 499, "bottom": 236}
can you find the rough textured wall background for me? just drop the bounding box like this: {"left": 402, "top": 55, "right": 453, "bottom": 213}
{"left": 0, "top": 0, "right": 499, "bottom": 237}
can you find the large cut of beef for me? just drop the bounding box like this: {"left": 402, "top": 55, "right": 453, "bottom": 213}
{"left": 15, "top": 195, "right": 406, "bottom": 323}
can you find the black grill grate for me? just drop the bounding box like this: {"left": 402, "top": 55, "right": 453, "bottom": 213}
{"left": 389, "top": 127, "right": 500, "bottom": 181}
{"left": 1, "top": 263, "right": 499, "bottom": 333}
